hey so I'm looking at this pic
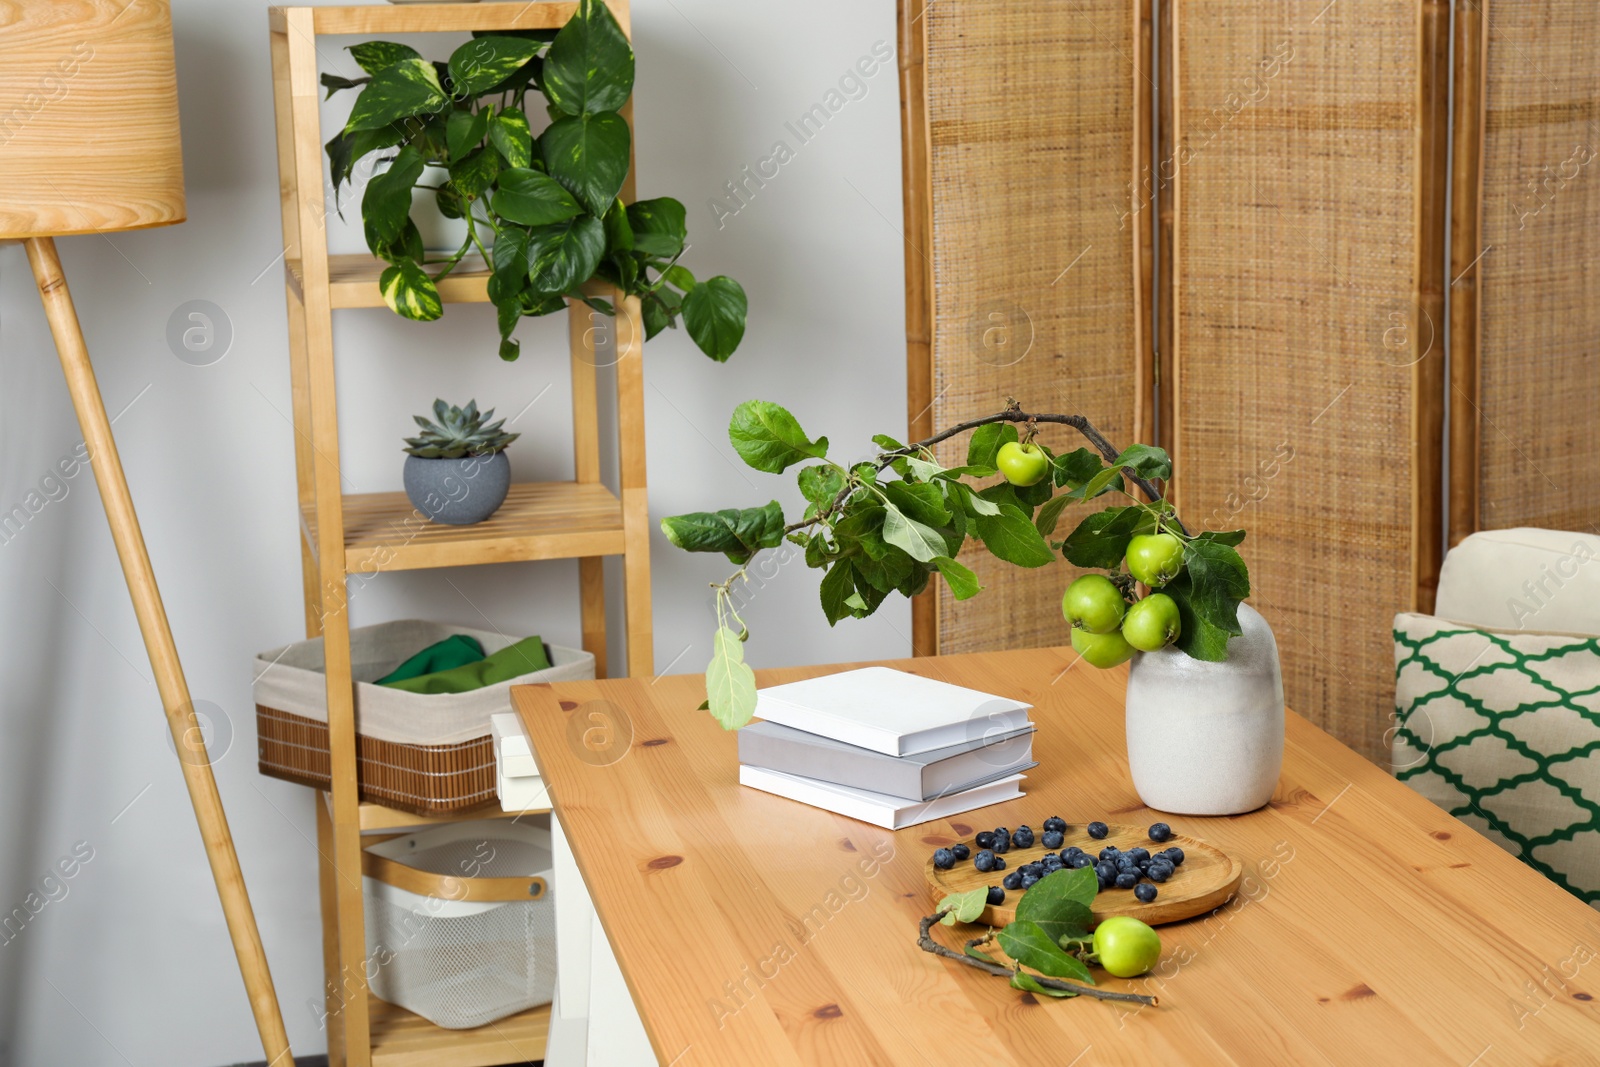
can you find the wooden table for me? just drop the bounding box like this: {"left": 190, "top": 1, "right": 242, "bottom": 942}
{"left": 514, "top": 648, "right": 1600, "bottom": 1065}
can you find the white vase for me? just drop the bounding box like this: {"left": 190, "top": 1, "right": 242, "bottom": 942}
{"left": 1124, "top": 603, "right": 1285, "bottom": 815}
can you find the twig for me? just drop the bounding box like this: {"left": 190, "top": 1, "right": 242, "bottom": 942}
{"left": 917, "top": 912, "right": 1159, "bottom": 1006}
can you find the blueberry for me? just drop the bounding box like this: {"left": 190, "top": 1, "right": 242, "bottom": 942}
{"left": 1024, "top": 862, "right": 1046, "bottom": 878}
{"left": 1094, "top": 861, "right": 1117, "bottom": 886}
{"left": 1087, "top": 821, "right": 1109, "bottom": 840}
{"left": 1163, "top": 846, "right": 1185, "bottom": 866}
{"left": 1042, "top": 816, "right": 1068, "bottom": 833}
{"left": 975, "top": 831, "right": 997, "bottom": 850}
{"left": 1098, "top": 847, "right": 1120, "bottom": 863}
{"left": 933, "top": 848, "right": 956, "bottom": 870}
{"left": 1134, "top": 882, "right": 1158, "bottom": 903}
{"left": 992, "top": 828, "right": 1012, "bottom": 853}
{"left": 987, "top": 885, "right": 1006, "bottom": 905}
{"left": 1127, "top": 847, "right": 1151, "bottom": 864}
{"left": 1149, "top": 822, "right": 1173, "bottom": 843}
{"left": 993, "top": 856, "right": 1007, "bottom": 871}
{"left": 952, "top": 843, "right": 971, "bottom": 861}
{"left": 1011, "top": 825, "right": 1036, "bottom": 849}
{"left": 1020, "top": 870, "right": 1042, "bottom": 889}
{"left": 1115, "top": 870, "right": 1139, "bottom": 890}
{"left": 1068, "top": 853, "right": 1094, "bottom": 869}
{"left": 1063, "top": 846, "right": 1085, "bottom": 860}
{"left": 1148, "top": 859, "right": 1174, "bottom": 883}
{"left": 974, "top": 849, "right": 997, "bottom": 872}
{"left": 1041, "top": 829, "right": 1065, "bottom": 850}
{"left": 1002, "top": 869, "right": 1024, "bottom": 890}
{"left": 1041, "top": 856, "right": 1064, "bottom": 873}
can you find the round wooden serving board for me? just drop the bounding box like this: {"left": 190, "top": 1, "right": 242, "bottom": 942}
{"left": 925, "top": 822, "right": 1242, "bottom": 927}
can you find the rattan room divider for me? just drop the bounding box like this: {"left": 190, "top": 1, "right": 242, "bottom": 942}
{"left": 1450, "top": 1, "right": 1600, "bottom": 542}
{"left": 900, "top": 1, "right": 1458, "bottom": 762}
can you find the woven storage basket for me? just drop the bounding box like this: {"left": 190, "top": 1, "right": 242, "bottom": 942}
{"left": 254, "top": 620, "right": 593, "bottom": 815}
{"left": 363, "top": 820, "right": 557, "bottom": 1029}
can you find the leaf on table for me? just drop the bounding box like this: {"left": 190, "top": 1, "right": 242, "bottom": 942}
{"left": 997, "top": 921, "right": 1095, "bottom": 983}
{"left": 1014, "top": 868, "right": 1095, "bottom": 943}
{"left": 1010, "top": 972, "right": 1078, "bottom": 998}
{"left": 937, "top": 887, "right": 990, "bottom": 926}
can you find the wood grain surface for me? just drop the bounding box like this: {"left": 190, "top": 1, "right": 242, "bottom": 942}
{"left": 515, "top": 647, "right": 1600, "bottom": 1065}
{"left": 923, "top": 822, "right": 1242, "bottom": 928}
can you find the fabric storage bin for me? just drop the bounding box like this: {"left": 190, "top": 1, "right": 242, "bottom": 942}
{"left": 254, "top": 620, "right": 593, "bottom": 815}
{"left": 363, "top": 820, "right": 557, "bottom": 1029}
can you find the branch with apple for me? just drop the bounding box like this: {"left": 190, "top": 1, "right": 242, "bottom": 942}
{"left": 661, "top": 398, "right": 1251, "bottom": 728}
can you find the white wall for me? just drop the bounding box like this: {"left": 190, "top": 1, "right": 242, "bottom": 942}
{"left": 0, "top": 1, "right": 905, "bottom": 1063}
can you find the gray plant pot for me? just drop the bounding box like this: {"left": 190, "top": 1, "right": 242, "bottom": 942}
{"left": 1123, "top": 603, "right": 1285, "bottom": 815}
{"left": 403, "top": 451, "right": 511, "bottom": 526}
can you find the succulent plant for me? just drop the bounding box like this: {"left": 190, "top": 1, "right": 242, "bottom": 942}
{"left": 403, "top": 399, "right": 519, "bottom": 458}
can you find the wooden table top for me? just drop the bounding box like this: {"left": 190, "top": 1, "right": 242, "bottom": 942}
{"left": 513, "top": 648, "right": 1600, "bottom": 1065}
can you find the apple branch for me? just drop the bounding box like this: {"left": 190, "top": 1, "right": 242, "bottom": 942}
{"left": 916, "top": 912, "right": 1159, "bottom": 1006}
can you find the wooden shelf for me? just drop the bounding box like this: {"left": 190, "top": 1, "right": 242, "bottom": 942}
{"left": 369, "top": 995, "right": 549, "bottom": 1067}
{"left": 287, "top": 254, "right": 492, "bottom": 309}
{"left": 304, "top": 480, "right": 626, "bottom": 575}
{"left": 271, "top": 2, "right": 588, "bottom": 37}
{"left": 356, "top": 801, "right": 551, "bottom": 833}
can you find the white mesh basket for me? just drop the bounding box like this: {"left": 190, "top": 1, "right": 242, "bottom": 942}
{"left": 362, "top": 820, "right": 556, "bottom": 1029}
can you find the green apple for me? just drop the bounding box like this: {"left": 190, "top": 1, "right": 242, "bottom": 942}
{"left": 1122, "top": 593, "right": 1181, "bottom": 652}
{"left": 1061, "top": 574, "right": 1127, "bottom": 634}
{"left": 1092, "top": 916, "right": 1162, "bottom": 977}
{"left": 1071, "top": 626, "right": 1135, "bottom": 669}
{"left": 1125, "top": 533, "right": 1185, "bottom": 587}
{"left": 996, "top": 441, "right": 1050, "bottom": 487}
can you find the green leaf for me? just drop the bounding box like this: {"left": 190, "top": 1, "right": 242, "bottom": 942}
{"left": 937, "top": 887, "right": 990, "bottom": 926}
{"left": 626, "top": 197, "right": 687, "bottom": 257}
{"left": 974, "top": 504, "right": 1055, "bottom": 567}
{"left": 1112, "top": 442, "right": 1173, "bottom": 482}
{"left": 1175, "top": 538, "right": 1250, "bottom": 660}
{"left": 965, "top": 944, "right": 1000, "bottom": 965}
{"left": 967, "top": 423, "right": 1019, "bottom": 468}
{"left": 321, "top": 72, "right": 368, "bottom": 99}
{"left": 798, "top": 464, "right": 846, "bottom": 508}
{"left": 541, "top": 112, "right": 632, "bottom": 216}
{"left": 446, "top": 108, "right": 490, "bottom": 163}
{"left": 728, "top": 401, "right": 828, "bottom": 473}
{"left": 1071, "top": 464, "right": 1128, "bottom": 502}
{"left": 489, "top": 107, "right": 534, "bottom": 169}
{"left": 948, "top": 482, "right": 1001, "bottom": 518}
{"left": 1164, "top": 573, "right": 1235, "bottom": 662}
{"left": 905, "top": 456, "right": 944, "bottom": 481}
{"left": 681, "top": 276, "right": 748, "bottom": 362}
{"left": 819, "top": 559, "right": 856, "bottom": 625}
{"left": 361, "top": 145, "right": 425, "bottom": 247}
{"left": 448, "top": 146, "right": 501, "bottom": 200}
{"left": 348, "top": 41, "right": 421, "bottom": 75}
{"left": 1034, "top": 493, "right": 1074, "bottom": 537}
{"left": 663, "top": 263, "right": 696, "bottom": 292}
{"left": 1053, "top": 447, "right": 1105, "bottom": 489}
{"left": 602, "top": 198, "right": 634, "bottom": 252}
{"left": 1014, "top": 868, "right": 1096, "bottom": 943}
{"left": 883, "top": 481, "right": 949, "bottom": 527}
{"left": 1059, "top": 505, "right": 1159, "bottom": 568}
{"left": 326, "top": 125, "right": 405, "bottom": 199}
{"left": 526, "top": 215, "right": 606, "bottom": 293}
{"left": 872, "top": 433, "right": 907, "bottom": 452}
{"left": 542, "top": 0, "right": 635, "bottom": 115}
{"left": 378, "top": 260, "right": 443, "bottom": 321}
{"left": 492, "top": 168, "right": 584, "bottom": 227}
{"left": 489, "top": 225, "right": 531, "bottom": 302}
{"left": 997, "top": 921, "right": 1095, "bottom": 983}
{"left": 448, "top": 36, "right": 543, "bottom": 96}
{"left": 933, "top": 556, "right": 981, "bottom": 600}
{"left": 881, "top": 504, "right": 948, "bottom": 564}
{"left": 706, "top": 626, "right": 757, "bottom": 730}
{"left": 1192, "top": 528, "right": 1247, "bottom": 548}
{"left": 658, "top": 501, "right": 784, "bottom": 565}
{"left": 1010, "top": 972, "right": 1078, "bottom": 998}
{"left": 345, "top": 58, "right": 447, "bottom": 133}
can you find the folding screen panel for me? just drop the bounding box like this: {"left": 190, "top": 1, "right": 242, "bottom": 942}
{"left": 1165, "top": 1, "right": 1446, "bottom": 761}
{"left": 1451, "top": 2, "right": 1600, "bottom": 540}
{"left": 899, "top": 0, "right": 1152, "bottom": 655}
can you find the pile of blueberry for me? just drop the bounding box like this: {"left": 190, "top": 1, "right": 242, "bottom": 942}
{"left": 931, "top": 818, "right": 1185, "bottom": 907}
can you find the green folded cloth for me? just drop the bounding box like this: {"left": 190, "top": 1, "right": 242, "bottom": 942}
{"left": 375, "top": 634, "right": 485, "bottom": 686}
{"left": 381, "top": 636, "right": 552, "bottom": 695}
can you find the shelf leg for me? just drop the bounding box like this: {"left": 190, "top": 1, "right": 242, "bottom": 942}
{"left": 614, "top": 294, "right": 653, "bottom": 677}
{"left": 25, "top": 236, "right": 294, "bottom": 1065}
{"left": 316, "top": 795, "right": 348, "bottom": 1067}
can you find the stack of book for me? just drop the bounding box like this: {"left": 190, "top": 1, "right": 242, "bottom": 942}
{"left": 736, "top": 666, "right": 1036, "bottom": 829}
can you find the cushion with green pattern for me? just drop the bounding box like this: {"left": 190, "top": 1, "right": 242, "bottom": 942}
{"left": 1392, "top": 612, "right": 1600, "bottom": 907}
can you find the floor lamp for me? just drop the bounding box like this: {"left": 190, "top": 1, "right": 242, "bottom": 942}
{"left": 0, "top": 3, "right": 292, "bottom": 1063}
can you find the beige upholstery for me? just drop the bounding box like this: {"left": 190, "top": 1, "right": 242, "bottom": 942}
{"left": 1435, "top": 527, "right": 1600, "bottom": 635}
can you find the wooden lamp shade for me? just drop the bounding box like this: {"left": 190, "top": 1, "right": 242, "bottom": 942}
{"left": 0, "top": 0, "right": 186, "bottom": 237}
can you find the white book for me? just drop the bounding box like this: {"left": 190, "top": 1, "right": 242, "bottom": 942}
{"left": 738, "top": 765, "right": 1025, "bottom": 830}
{"left": 491, "top": 712, "right": 538, "bottom": 777}
{"left": 498, "top": 772, "right": 550, "bottom": 812}
{"left": 753, "top": 666, "right": 1032, "bottom": 756}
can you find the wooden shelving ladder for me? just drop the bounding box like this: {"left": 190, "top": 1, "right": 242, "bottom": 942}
{"left": 267, "top": 4, "right": 650, "bottom": 1064}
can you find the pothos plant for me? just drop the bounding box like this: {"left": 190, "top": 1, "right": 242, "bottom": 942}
{"left": 661, "top": 399, "right": 1252, "bottom": 728}
{"left": 322, "top": 0, "right": 748, "bottom": 362}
